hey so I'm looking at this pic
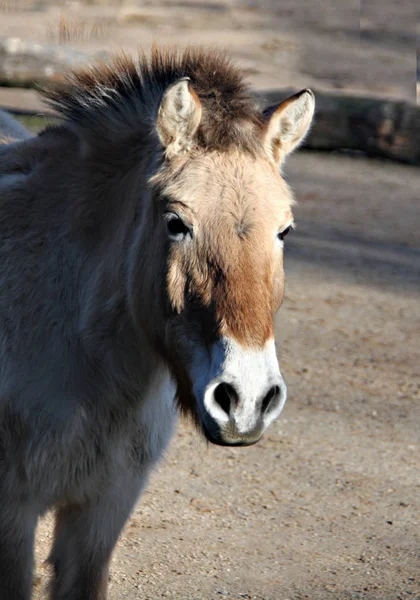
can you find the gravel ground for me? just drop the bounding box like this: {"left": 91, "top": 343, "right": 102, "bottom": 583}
{"left": 28, "top": 151, "right": 419, "bottom": 600}
{"left": 1, "top": 1, "right": 419, "bottom": 597}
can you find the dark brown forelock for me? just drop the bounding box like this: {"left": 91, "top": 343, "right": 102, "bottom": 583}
{"left": 42, "top": 46, "right": 264, "bottom": 153}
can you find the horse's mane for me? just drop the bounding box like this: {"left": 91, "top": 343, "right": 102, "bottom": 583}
{"left": 42, "top": 46, "right": 263, "bottom": 152}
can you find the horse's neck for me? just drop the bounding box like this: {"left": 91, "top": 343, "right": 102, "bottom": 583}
{"left": 0, "top": 127, "right": 71, "bottom": 178}
{"left": 0, "top": 137, "right": 37, "bottom": 176}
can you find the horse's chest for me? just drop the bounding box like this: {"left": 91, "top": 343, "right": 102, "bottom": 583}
{"left": 28, "top": 367, "right": 177, "bottom": 508}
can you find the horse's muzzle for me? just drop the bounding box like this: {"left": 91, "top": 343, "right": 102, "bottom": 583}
{"left": 191, "top": 336, "right": 287, "bottom": 446}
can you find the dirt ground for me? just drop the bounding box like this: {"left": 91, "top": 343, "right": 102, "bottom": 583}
{"left": 0, "top": 0, "right": 417, "bottom": 102}
{"left": 1, "top": 1, "right": 419, "bottom": 598}
{"left": 28, "top": 150, "right": 419, "bottom": 600}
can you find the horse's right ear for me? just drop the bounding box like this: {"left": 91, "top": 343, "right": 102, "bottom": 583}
{"left": 156, "top": 78, "right": 202, "bottom": 158}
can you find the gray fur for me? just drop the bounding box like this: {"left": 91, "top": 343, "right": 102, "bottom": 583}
{"left": 0, "top": 112, "right": 176, "bottom": 599}
{"left": 0, "top": 109, "right": 32, "bottom": 141}
{"left": 0, "top": 44, "right": 295, "bottom": 596}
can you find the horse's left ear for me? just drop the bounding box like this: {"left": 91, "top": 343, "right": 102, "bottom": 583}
{"left": 262, "top": 89, "right": 315, "bottom": 165}
{"left": 156, "top": 78, "right": 202, "bottom": 158}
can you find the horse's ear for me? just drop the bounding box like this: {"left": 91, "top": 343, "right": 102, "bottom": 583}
{"left": 262, "top": 89, "right": 315, "bottom": 165}
{"left": 156, "top": 78, "right": 202, "bottom": 158}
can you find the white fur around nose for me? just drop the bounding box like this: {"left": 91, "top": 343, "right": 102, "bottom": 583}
{"left": 202, "top": 337, "right": 287, "bottom": 434}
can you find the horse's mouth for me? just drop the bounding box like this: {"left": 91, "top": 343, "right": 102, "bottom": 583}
{"left": 201, "top": 421, "right": 262, "bottom": 447}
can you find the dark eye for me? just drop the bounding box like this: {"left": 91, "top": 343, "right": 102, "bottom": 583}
{"left": 278, "top": 226, "right": 292, "bottom": 241}
{"left": 165, "top": 213, "right": 192, "bottom": 241}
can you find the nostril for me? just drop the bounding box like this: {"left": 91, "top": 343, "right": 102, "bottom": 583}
{"left": 261, "top": 385, "right": 280, "bottom": 414}
{"left": 213, "top": 383, "right": 239, "bottom": 417}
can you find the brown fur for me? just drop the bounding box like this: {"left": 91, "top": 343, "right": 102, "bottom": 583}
{"left": 0, "top": 50, "right": 307, "bottom": 419}
{"left": 152, "top": 150, "right": 293, "bottom": 347}
{"left": 38, "top": 47, "right": 298, "bottom": 352}
{"left": 42, "top": 46, "right": 265, "bottom": 153}
{"left": 262, "top": 89, "right": 315, "bottom": 163}
{"left": 0, "top": 49, "right": 313, "bottom": 598}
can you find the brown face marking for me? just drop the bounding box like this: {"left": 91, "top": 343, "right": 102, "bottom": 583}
{"left": 155, "top": 149, "right": 294, "bottom": 348}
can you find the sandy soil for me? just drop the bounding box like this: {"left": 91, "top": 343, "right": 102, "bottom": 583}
{"left": 1, "top": 1, "right": 419, "bottom": 598}
{"left": 27, "top": 151, "right": 419, "bottom": 599}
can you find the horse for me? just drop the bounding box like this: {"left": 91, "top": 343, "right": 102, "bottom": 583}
{"left": 0, "top": 47, "right": 314, "bottom": 599}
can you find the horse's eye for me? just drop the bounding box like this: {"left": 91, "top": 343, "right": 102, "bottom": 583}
{"left": 165, "top": 213, "right": 191, "bottom": 241}
{"left": 278, "top": 226, "right": 292, "bottom": 241}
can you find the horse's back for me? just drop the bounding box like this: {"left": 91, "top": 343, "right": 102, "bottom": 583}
{"left": 0, "top": 109, "right": 32, "bottom": 143}
{"left": 0, "top": 117, "right": 60, "bottom": 188}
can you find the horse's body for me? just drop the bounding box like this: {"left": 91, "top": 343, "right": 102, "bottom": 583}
{"left": 0, "top": 48, "right": 314, "bottom": 599}
{"left": 0, "top": 109, "right": 31, "bottom": 143}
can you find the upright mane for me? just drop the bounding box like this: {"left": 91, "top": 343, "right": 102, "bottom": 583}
{"left": 42, "top": 47, "right": 264, "bottom": 152}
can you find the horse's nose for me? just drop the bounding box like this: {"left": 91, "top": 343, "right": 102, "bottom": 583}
{"left": 213, "top": 381, "right": 284, "bottom": 419}
{"left": 203, "top": 377, "right": 287, "bottom": 446}
{"left": 213, "top": 382, "right": 240, "bottom": 415}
